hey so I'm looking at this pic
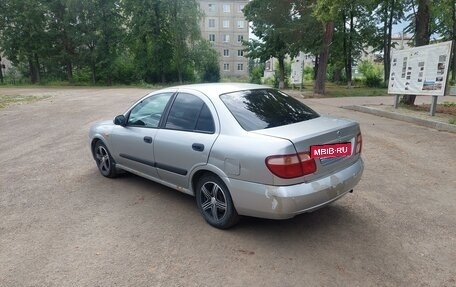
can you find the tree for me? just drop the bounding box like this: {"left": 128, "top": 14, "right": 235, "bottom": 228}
{"left": 434, "top": 0, "right": 456, "bottom": 82}
{"left": 369, "top": 0, "right": 407, "bottom": 85}
{"left": 402, "top": 0, "right": 431, "bottom": 105}
{"left": 46, "top": 0, "right": 83, "bottom": 82}
{"left": 312, "top": 0, "right": 339, "bottom": 94}
{"left": 243, "top": 0, "right": 297, "bottom": 89}
{"left": 123, "top": 0, "right": 203, "bottom": 84}
{"left": 191, "top": 40, "right": 220, "bottom": 82}
{"left": 0, "top": 0, "right": 49, "bottom": 83}
{"left": 168, "top": 0, "right": 202, "bottom": 83}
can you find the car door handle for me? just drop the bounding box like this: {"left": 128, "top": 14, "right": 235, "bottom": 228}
{"left": 192, "top": 143, "right": 204, "bottom": 152}
{"left": 143, "top": 136, "right": 153, "bottom": 144}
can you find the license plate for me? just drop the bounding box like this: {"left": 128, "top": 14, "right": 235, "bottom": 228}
{"left": 310, "top": 143, "right": 352, "bottom": 158}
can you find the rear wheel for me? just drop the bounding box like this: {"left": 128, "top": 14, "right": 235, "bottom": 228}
{"left": 196, "top": 175, "right": 240, "bottom": 229}
{"left": 94, "top": 141, "right": 117, "bottom": 178}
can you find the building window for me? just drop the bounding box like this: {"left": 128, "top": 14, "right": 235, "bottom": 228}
{"left": 208, "top": 3, "right": 216, "bottom": 12}
{"left": 237, "top": 63, "right": 244, "bottom": 71}
{"left": 209, "top": 19, "right": 215, "bottom": 28}
{"left": 223, "top": 34, "right": 230, "bottom": 43}
{"left": 209, "top": 34, "right": 215, "bottom": 42}
{"left": 222, "top": 20, "right": 229, "bottom": 28}
{"left": 223, "top": 63, "right": 230, "bottom": 71}
{"left": 237, "top": 35, "right": 243, "bottom": 43}
{"left": 223, "top": 4, "right": 230, "bottom": 13}
{"left": 237, "top": 20, "right": 245, "bottom": 29}
{"left": 238, "top": 4, "right": 244, "bottom": 12}
{"left": 223, "top": 49, "right": 229, "bottom": 57}
{"left": 237, "top": 50, "right": 244, "bottom": 57}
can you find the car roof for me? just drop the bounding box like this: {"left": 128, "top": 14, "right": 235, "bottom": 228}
{"left": 160, "top": 83, "right": 269, "bottom": 98}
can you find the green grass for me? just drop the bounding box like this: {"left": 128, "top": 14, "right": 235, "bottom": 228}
{"left": 0, "top": 95, "right": 50, "bottom": 109}
{"left": 449, "top": 117, "right": 456, "bottom": 125}
{"left": 443, "top": 101, "right": 456, "bottom": 107}
{"left": 298, "top": 81, "right": 388, "bottom": 97}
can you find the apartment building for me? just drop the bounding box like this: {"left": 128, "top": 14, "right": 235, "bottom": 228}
{"left": 198, "top": 0, "right": 249, "bottom": 79}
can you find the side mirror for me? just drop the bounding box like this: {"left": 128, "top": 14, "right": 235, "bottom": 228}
{"left": 114, "top": 115, "right": 127, "bottom": 126}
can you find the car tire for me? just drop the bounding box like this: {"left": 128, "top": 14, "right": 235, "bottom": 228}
{"left": 94, "top": 141, "right": 117, "bottom": 178}
{"left": 196, "top": 174, "right": 240, "bottom": 229}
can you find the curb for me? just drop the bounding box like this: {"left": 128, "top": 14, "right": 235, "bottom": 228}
{"left": 343, "top": 105, "right": 456, "bottom": 134}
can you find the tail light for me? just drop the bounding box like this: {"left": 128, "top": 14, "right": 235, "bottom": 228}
{"left": 266, "top": 152, "right": 316, "bottom": 179}
{"left": 355, "top": 132, "right": 362, "bottom": 154}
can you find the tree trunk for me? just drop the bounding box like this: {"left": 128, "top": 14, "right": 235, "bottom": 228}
{"left": 347, "top": 10, "right": 354, "bottom": 87}
{"left": 382, "top": 3, "right": 389, "bottom": 82}
{"left": 0, "top": 56, "right": 3, "bottom": 84}
{"left": 416, "top": 0, "right": 430, "bottom": 46}
{"left": 29, "top": 54, "right": 40, "bottom": 84}
{"left": 313, "top": 54, "right": 319, "bottom": 80}
{"left": 66, "top": 62, "right": 73, "bottom": 82}
{"left": 278, "top": 55, "right": 285, "bottom": 89}
{"left": 333, "top": 68, "right": 342, "bottom": 82}
{"left": 452, "top": 1, "right": 456, "bottom": 82}
{"left": 386, "top": 0, "right": 394, "bottom": 85}
{"left": 402, "top": 0, "right": 430, "bottom": 105}
{"left": 91, "top": 64, "right": 96, "bottom": 84}
{"left": 342, "top": 11, "right": 348, "bottom": 83}
{"left": 314, "top": 22, "right": 334, "bottom": 95}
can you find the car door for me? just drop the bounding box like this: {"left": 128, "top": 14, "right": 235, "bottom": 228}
{"left": 110, "top": 92, "right": 174, "bottom": 178}
{"left": 153, "top": 91, "right": 219, "bottom": 189}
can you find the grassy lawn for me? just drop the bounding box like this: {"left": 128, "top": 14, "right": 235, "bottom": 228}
{"left": 292, "top": 81, "right": 388, "bottom": 97}
{"left": 0, "top": 95, "right": 50, "bottom": 109}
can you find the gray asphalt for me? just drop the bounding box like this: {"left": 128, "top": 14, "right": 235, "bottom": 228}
{"left": 1, "top": 88, "right": 455, "bottom": 287}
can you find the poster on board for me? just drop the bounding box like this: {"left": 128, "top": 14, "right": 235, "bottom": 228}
{"left": 388, "top": 41, "right": 452, "bottom": 96}
{"left": 290, "top": 55, "right": 304, "bottom": 85}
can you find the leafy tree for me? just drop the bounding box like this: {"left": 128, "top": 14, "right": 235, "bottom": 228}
{"left": 46, "top": 0, "right": 83, "bottom": 81}
{"left": 191, "top": 40, "right": 220, "bottom": 83}
{"left": 369, "top": 0, "right": 407, "bottom": 85}
{"left": 401, "top": 0, "right": 431, "bottom": 105}
{"left": 0, "top": 0, "right": 49, "bottom": 83}
{"left": 168, "top": 0, "right": 202, "bottom": 83}
{"left": 434, "top": 0, "right": 456, "bottom": 82}
{"left": 123, "top": 0, "right": 203, "bottom": 84}
{"left": 312, "top": 0, "right": 337, "bottom": 94}
{"left": 243, "top": 0, "right": 296, "bottom": 89}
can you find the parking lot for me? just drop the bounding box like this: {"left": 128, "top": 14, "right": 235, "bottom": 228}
{"left": 1, "top": 87, "right": 455, "bottom": 287}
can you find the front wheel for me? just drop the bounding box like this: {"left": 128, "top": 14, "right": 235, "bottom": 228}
{"left": 196, "top": 175, "right": 240, "bottom": 229}
{"left": 93, "top": 141, "right": 117, "bottom": 178}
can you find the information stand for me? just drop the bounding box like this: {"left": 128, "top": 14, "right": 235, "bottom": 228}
{"left": 388, "top": 41, "right": 453, "bottom": 116}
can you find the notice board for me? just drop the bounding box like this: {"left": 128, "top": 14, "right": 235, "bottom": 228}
{"left": 388, "top": 41, "right": 452, "bottom": 96}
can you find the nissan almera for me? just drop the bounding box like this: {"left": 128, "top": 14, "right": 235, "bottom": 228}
{"left": 89, "top": 83, "right": 363, "bottom": 229}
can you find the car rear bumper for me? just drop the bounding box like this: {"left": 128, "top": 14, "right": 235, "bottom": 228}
{"left": 228, "top": 157, "right": 364, "bottom": 219}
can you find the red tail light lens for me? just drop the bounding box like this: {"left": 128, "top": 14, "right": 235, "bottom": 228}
{"left": 355, "top": 133, "right": 362, "bottom": 154}
{"left": 298, "top": 152, "right": 317, "bottom": 175}
{"left": 266, "top": 152, "right": 316, "bottom": 179}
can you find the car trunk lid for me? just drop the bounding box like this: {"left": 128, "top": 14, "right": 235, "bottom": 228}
{"left": 252, "top": 116, "right": 361, "bottom": 185}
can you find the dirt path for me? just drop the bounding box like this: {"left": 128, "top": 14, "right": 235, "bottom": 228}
{"left": 0, "top": 88, "right": 455, "bottom": 287}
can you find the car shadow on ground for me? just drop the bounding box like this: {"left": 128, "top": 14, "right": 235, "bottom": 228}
{"left": 108, "top": 171, "right": 370, "bottom": 236}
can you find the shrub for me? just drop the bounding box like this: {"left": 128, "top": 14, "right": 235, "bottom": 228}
{"left": 358, "top": 60, "right": 384, "bottom": 88}
{"left": 249, "top": 65, "right": 264, "bottom": 84}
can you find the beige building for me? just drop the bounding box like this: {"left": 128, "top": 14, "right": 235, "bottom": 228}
{"left": 199, "top": 0, "right": 249, "bottom": 79}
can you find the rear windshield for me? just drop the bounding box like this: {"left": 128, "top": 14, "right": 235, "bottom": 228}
{"left": 220, "top": 89, "right": 319, "bottom": 131}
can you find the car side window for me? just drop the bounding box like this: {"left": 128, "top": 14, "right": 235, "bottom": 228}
{"left": 165, "top": 93, "right": 215, "bottom": 133}
{"left": 127, "top": 93, "right": 173, "bottom": 128}
{"left": 195, "top": 104, "right": 215, "bottom": 133}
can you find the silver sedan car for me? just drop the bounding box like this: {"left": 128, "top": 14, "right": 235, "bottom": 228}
{"left": 89, "top": 83, "right": 363, "bottom": 228}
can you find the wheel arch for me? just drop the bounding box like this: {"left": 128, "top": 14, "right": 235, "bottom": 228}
{"left": 190, "top": 165, "right": 230, "bottom": 196}
{"left": 90, "top": 136, "right": 108, "bottom": 160}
